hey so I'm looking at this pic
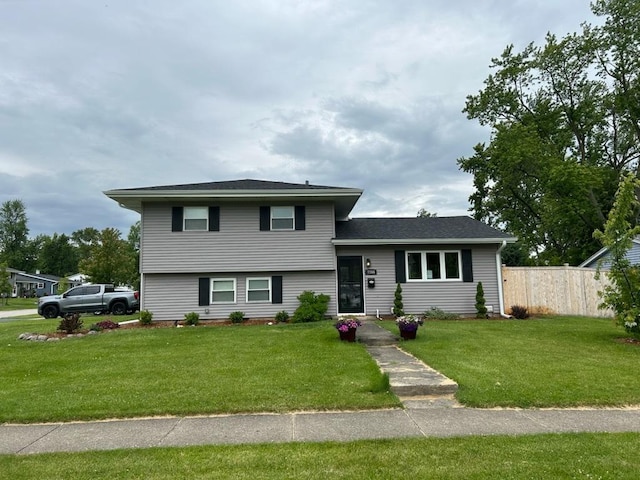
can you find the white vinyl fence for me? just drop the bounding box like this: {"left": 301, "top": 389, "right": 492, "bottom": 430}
{"left": 501, "top": 265, "right": 613, "bottom": 317}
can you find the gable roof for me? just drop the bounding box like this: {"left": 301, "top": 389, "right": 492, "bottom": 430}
{"left": 333, "top": 217, "right": 516, "bottom": 245}
{"left": 578, "top": 237, "right": 640, "bottom": 267}
{"left": 15, "top": 272, "right": 60, "bottom": 283}
{"left": 105, "top": 179, "right": 363, "bottom": 220}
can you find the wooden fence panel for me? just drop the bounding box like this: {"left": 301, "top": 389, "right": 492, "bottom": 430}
{"left": 501, "top": 266, "right": 613, "bottom": 317}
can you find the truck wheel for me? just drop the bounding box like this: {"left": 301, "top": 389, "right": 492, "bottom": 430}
{"left": 111, "top": 302, "right": 127, "bottom": 315}
{"left": 42, "top": 305, "right": 59, "bottom": 319}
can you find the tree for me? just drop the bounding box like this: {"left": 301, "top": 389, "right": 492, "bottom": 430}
{"left": 126, "top": 221, "right": 141, "bottom": 289}
{"left": 393, "top": 283, "right": 404, "bottom": 316}
{"left": 417, "top": 209, "right": 437, "bottom": 218}
{"left": 37, "top": 233, "right": 79, "bottom": 276}
{"left": 71, "top": 227, "right": 100, "bottom": 266}
{"left": 0, "top": 262, "right": 11, "bottom": 305}
{"left": 475, "top": 282, "right": 488, "bottom": 318}
{"left": 458, "top": 0, "right": 640, "bottom": 265}
{"left": 0, "top": 199, "right": 29, "bottom": 270}
{"left": 78, "top": 228, "right": 136, "bottom": 286}
{"left": 593, "top": 173, "right": 640, "bottom": 336}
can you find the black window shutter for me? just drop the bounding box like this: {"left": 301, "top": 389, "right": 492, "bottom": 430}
{"left": 294, "top": 206, "right": 306, "bottom": 230}
{"left": 198, "top": 278, "right": 210, "bottom": 306}
{"left": 462, "top": 249, "right": 473, "bottom": 282}
{"left": 208, "top": 206, "right": 220, "bottom": 231}
{"left": 172, "top": 207, "right": 183, "bottom": 232}
{"left": 272, "top": 275, "right": 283, "bottom": 304}
{"left": 259, "top": 206, "right": 270, "bottom": 231}
{"left": 394, "top": 250, "right": 406, "bottom": 283}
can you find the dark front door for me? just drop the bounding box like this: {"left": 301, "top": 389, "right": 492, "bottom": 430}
{"left": 338, "top": 256, "right": 364, "bottom": 314}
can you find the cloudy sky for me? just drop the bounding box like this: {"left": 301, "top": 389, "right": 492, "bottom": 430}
{"left": 0, "top": 0, "right": 595, "bottom": 238}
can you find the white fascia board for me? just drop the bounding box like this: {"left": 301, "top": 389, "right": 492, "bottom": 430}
{"left": 104, "top": 188, "right": 362, "bottom": 213}
{"left": 331, "top": 237, "right": 518, "bottom": 246}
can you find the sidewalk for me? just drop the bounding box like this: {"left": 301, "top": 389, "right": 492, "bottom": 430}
{"left": 2, "top": 318, "right": 640, "bottom": 455}
{"left": 3, "top": 407, "right": 640, "bottom": 454}
{"left": 0, "top": 309, "right": 38, "bottom": 320}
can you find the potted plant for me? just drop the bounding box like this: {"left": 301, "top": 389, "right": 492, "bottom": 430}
{"left": 334, "top": 316, "right": 362, "bottom": 342}
{"left": 395, "top": 314, "right": 424, "bottom": 340}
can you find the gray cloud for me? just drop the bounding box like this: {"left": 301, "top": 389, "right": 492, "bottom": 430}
{"left": 0, "top": 0, "right": 594, "bottom": 239}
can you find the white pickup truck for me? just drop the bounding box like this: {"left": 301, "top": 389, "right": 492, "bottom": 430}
{"left": 37, "top": 284, "right": 140, "bottom": 319}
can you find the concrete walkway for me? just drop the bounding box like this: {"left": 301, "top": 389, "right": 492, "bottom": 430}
{"left": 2, "top": 318, "right": 640, "bottom": 455}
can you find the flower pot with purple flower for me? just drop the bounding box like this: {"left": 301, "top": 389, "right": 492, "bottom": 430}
{"left": 335, "top": 316, "right": 362, "bottom": 342}
{"left": 396, "top": 314, "right": 424, "bottom": 340}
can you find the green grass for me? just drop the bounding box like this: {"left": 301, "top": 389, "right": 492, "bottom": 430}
{"left": 0, "top": 319, "right": 398, "bottom": 423}
{"left": 0, "top": 298, "right": 38, "bottom": 311}
{"left": 380, "top": 316, "right": 640, "bottom": 408}
{"left": 1, "top": 433, "right": 639, "bottom": 479}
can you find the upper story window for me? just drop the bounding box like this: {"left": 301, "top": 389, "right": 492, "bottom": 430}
{"left": 172, "top": 206, "right": 220, "bottom": 232}
{"left": 407, "top": 251, "right": 461, "bottom": 281}
{"left": 271, "top": 206, "right": 294, "bottom": 230}
{"left": 260, "top": 206, "right": 305, "bottom": 231}
{"left": 184, "top": 207, "right": 209, "bottom": 231}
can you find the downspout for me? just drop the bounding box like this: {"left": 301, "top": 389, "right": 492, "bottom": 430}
{"left": 496, "top": 240, "right": 511, "bottom": 318}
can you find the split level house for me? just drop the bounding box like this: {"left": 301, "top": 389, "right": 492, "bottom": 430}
{"left": 105, "top": 179, "right": 516, "bottom": 321}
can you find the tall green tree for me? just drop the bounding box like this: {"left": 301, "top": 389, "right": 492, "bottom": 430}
{"left": 37, "top": 233, "right": 79, "bottom": 276}
{"left": 0, "top": 199, "right": 29, "bottom": 270}
{"left": 0, "top": 262, "right": 11, "bottom": 305}
{"left": 71, "top": 227, "right": 100, "bottom": 266}
{"left": 458, "top": 0, "right": 640, "bottom": 265}
{"left": 593, "top": 173, "right": 640, "bottom": 336}
{"left": 78, "top": 228, "right": 136, "bottom": 286}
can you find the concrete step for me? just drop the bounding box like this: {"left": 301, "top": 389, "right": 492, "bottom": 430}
{"left": 365, "top": 345, "right": 459, "bottom": 398}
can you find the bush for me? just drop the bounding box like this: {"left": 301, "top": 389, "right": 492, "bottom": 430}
{"left": 422, "top": 307, "right": 459, "bottom": 320}
{"left": 89, "top": 320, "right": 120, "bottom": 332}
{"left": 275, "top": 310, "right": 290, "bottom": 323}
{"left": 139, "top": 310, "right": 153, "bottom": 325}
{"left": 229, "top": 311, "right": 245, "bottom": 323}
{"left": 393, "top": 283, "right": 404, "bottom": 316}
{"left": 510, "top": 305, "right": 529, "bottom": 319}
{"left": 292, "top": 291, "right": 330, "bottom": 323}
{"left": 184, "top": 312, "right": 200, "bottom": 326}
{"left": 58, "top": 313, "right": 83, "bottom": 334}
{"left": 475, "top": 282, "right": 488, "bottom": 318}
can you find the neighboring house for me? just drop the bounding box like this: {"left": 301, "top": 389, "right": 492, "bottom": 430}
{"left": 8, "top": 270, "right": 85, "bottom": 297}
{"left": 13, "top": 272, "right": 60, "bottom": 297}
{"left": 104, "top": 179, "right": 516, "bottom": 321}
{"left": 579, "top": 237, "right": 640, "bottom": 269}
{"left": 5, "top": 267, "right": 22, "bottom": 298}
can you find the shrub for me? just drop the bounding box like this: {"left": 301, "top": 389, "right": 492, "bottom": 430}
{"left": 229, "top": 311, "right": 245, "bottom": 323}
{"left": 393, "top": 283, "right": 404, "bottom": 316}
{"left": 184, "top": 311, "right": 200, "bottom": 326}
{"left": 292, "top": 290, "right": 330, "bottom": 323}
{"left": 58, "top": 313, "right": 83, "bottom": 334}
{"left": 90, "top": 320, "right": 120, "bottom": 331}
{"left": 422, "top": 307, "right": 459, "bottom": 320}
{"left": 139, "top": 310, "right": 153, "bottom": 325}
{"left": 510, "top": 305, "right": 529, "bottom": 319}
{"left": 275, "top": 310, "right": 290, "bottom": 323}
{"left": 475, "top": 282, "right": 488, "bottom": 318}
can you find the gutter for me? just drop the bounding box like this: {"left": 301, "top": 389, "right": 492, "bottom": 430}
{"left": 496, "top": 240, "right": 511, "bottom": 318}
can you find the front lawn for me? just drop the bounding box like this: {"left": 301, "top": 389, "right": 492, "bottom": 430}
{"left": 0, "top": 298, "right": 38, "bottom": 311}
{"left": 381, "top": 316, "right": 640, "bottom": 408}
{"left": 1, "top": 433, "right": 638, "bottom": 479}
{"left": 0, "top": 319, "right": 398, "bottom": 423}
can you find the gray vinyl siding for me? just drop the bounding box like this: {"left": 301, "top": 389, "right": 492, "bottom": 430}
{"left": 336, "top": 244, "right": 501, "bottom": 316}
{"left": 141, "top": 202, "right": 336, "bottom": 273}
{"left": 585, "top": 241, "right": 640, "bottom": 269}
{"left": 142, "top": 271, "right": 337, "bottom": 321}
